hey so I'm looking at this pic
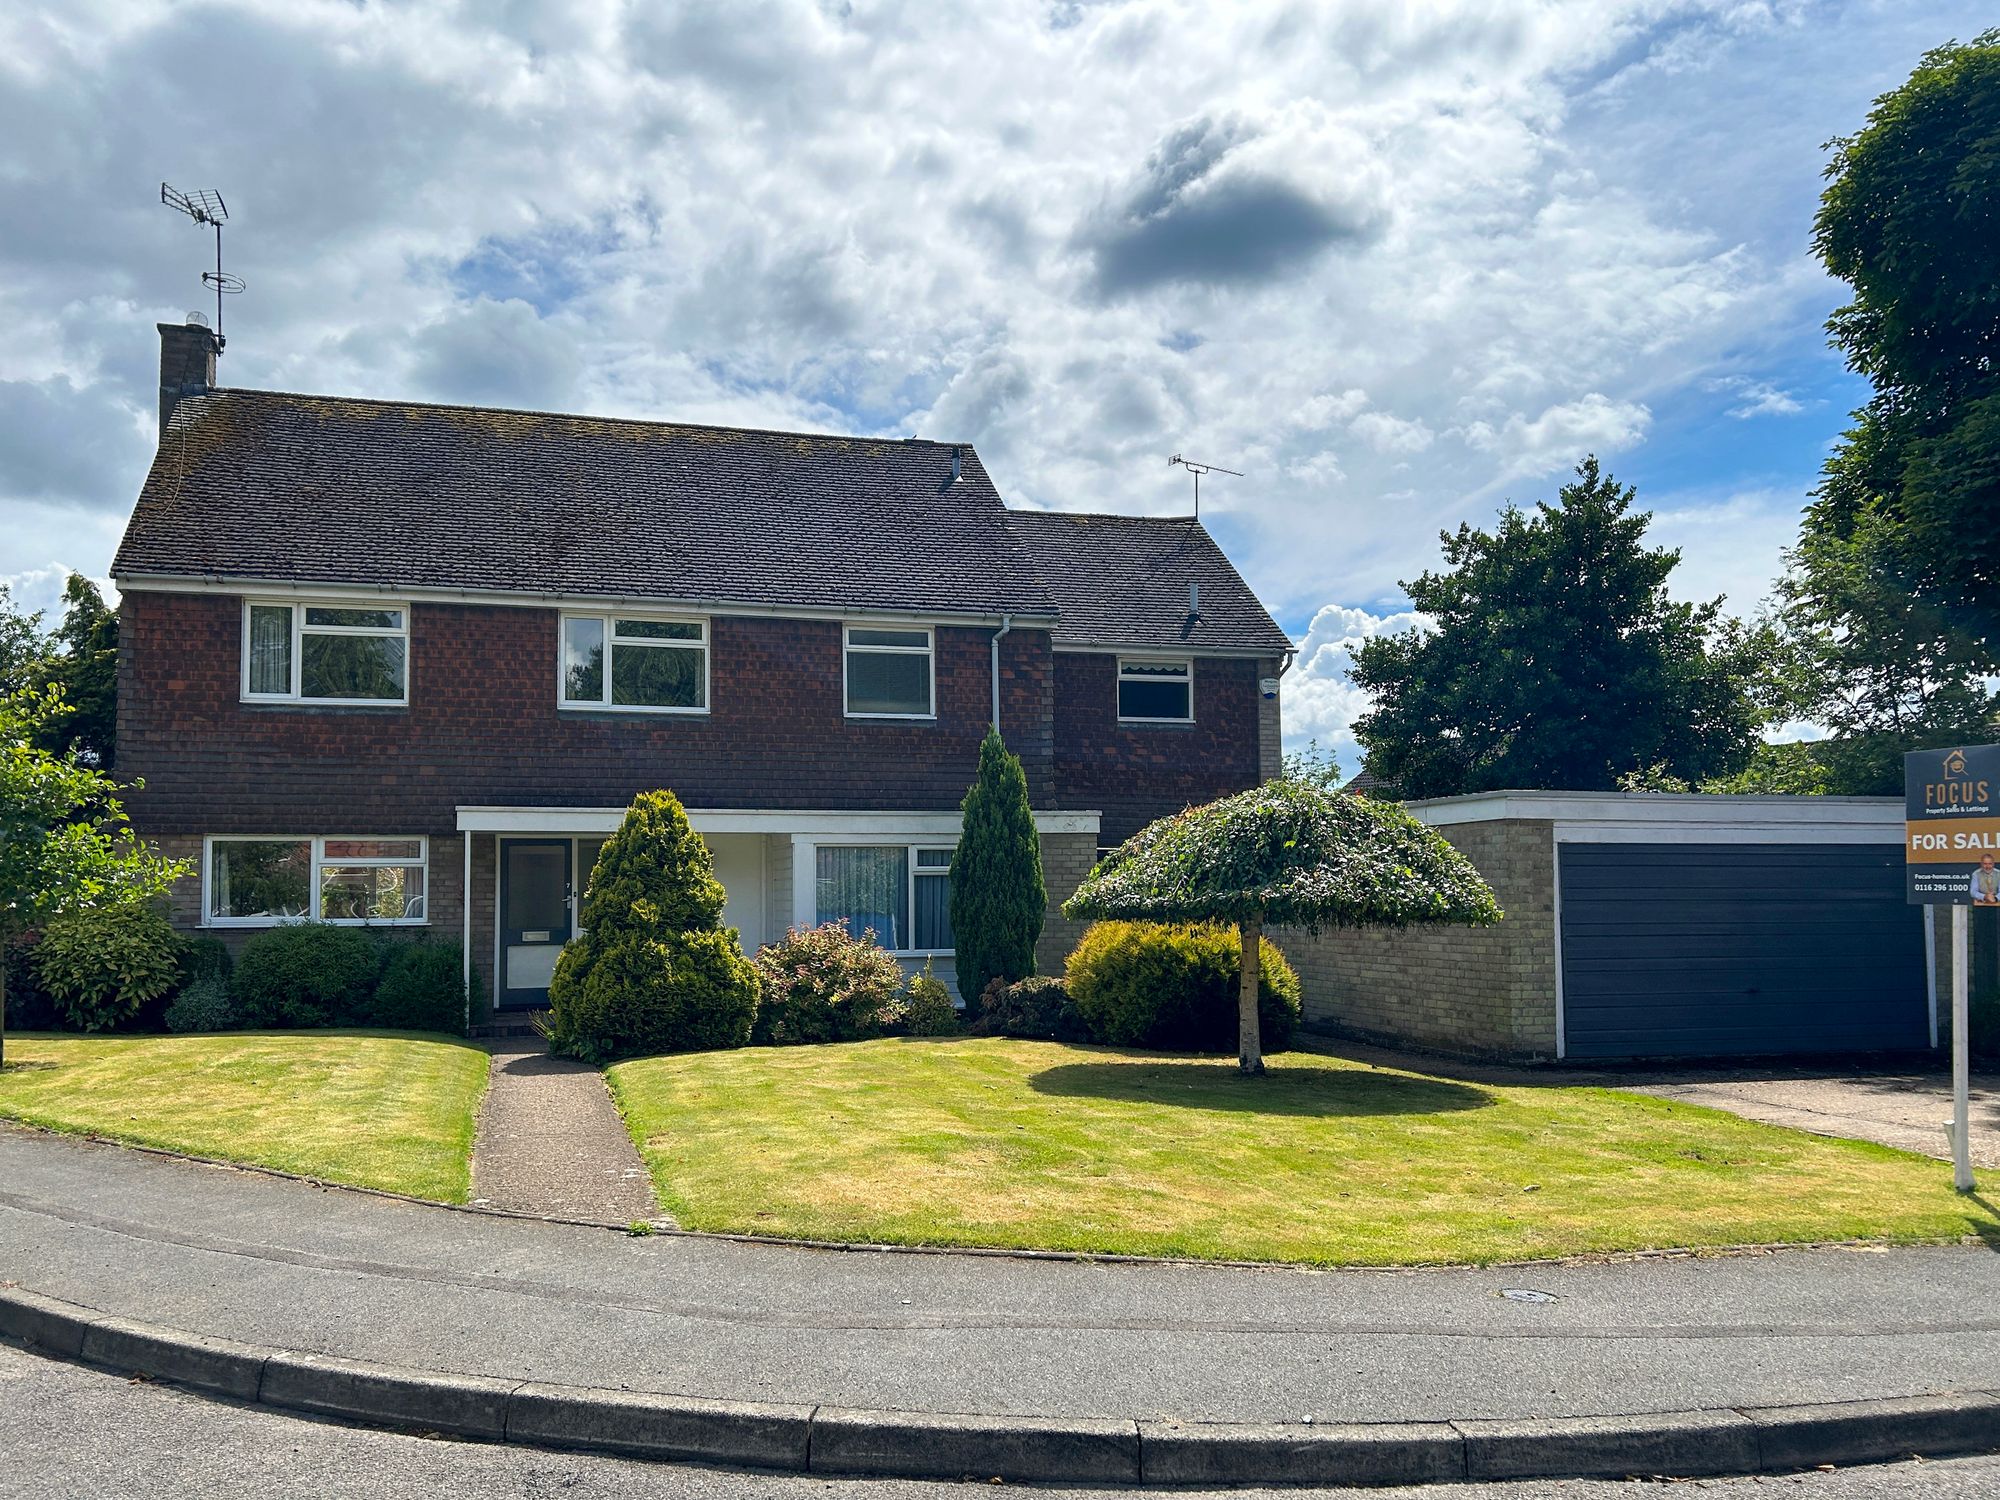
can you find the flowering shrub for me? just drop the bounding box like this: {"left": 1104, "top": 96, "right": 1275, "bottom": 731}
{"left": 751, "top": 924, "right": 906, "bottom": 1045}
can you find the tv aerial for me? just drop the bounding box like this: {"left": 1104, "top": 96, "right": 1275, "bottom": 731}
{"left": 161, "top": 183, "right": 243, "bottom": 347}
{"left": 1167, "top": 453, "right": 1242, "bottom": 519}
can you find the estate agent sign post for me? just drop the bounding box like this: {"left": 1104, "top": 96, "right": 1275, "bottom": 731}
{"left": 1905, "top": 743, "right": 1999, "bottom": 1193}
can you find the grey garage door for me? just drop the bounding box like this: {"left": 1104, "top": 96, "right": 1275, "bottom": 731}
{"left": 1559, "top": 842, "right": 1929, "bottom": 1060}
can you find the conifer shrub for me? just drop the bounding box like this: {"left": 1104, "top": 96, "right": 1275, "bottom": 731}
{"left": 1065, "top": 921, "right": 1300, "bottom": 1054}
{"left": 900, "top": 963, "right": 961, "bottom": 1037}
{"left": 949, "top": 728, "right": 1045, "bottom": 1005}
{"left": 750, "top": 924, "right": 906, "bottom": 1044}
{"left": 546, "top": 790, "right": 760, "bottom": 1062}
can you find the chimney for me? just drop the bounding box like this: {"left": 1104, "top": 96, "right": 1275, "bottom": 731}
{"left": 158, "top": 316, "right": 219, "bottom": 439}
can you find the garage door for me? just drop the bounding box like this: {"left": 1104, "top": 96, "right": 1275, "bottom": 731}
{"left": 1559, "top": 842, "right": 1928, "bottom": 1060}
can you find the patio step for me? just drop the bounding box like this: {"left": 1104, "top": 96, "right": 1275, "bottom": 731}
{"left": 471, "top": 1012, "right": 549, "bottom": 1039}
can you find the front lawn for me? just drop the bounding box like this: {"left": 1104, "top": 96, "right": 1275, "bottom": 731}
{"left": 0, "top": 1031, "right": 489, "bottom": 1202}
{"left": 609, "top": 1038, "right": 1997, "bottom": 1265}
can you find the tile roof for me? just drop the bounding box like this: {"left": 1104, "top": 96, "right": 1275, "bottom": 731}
{"left": 1005, "top": 510, "right": 1293, "bottom": 653}
{"left": 115, "top": 390, "right": 1055, "bottom": 618}
{"left": 113, "top": 387, "right": 1289, "bottom": 653}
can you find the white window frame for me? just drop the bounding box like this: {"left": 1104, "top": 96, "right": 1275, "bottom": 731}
{"left": 843, "top": 624, "right": 936, "bottom": 721}
{"left": 1116, "top": 655, "right": 1194, "bottom": 724}
{"left": 240, "top": 598, "right": 411, "bottom": 706}
{"left": 203, "top": 835, "right": 429, "bottom": 928}
{"left": 809, "top": 839, "right": 956, "bottom": 956}
{"left": 557, "top": 611, "right": 710, "bottom": 715}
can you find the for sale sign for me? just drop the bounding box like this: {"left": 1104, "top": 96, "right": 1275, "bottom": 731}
{"left": 1906, "top": 743, "right": 2000, "bottom": 905}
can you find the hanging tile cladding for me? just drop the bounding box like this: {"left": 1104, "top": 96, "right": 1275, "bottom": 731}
{"left": 117, "top": 592, "right": 1055, "bottom": 835}
{"left": 1050, "top": 652, "right": 1269, "bottom": 846}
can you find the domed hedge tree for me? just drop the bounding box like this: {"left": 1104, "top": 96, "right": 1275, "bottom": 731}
{"left": 546, "top": 789, "right": 760, "bottom": 1063}
{"left": 1063, "top": 779, "right": 1501, "bottom": 1074}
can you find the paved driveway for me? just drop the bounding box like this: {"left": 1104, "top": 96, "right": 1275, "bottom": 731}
{"left": 1632, "top": 1067, "right": 2000, "bottom": 1168}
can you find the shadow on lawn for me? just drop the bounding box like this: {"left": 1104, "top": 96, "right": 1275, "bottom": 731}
{"left": 1027, "top": 1058, "right": 1494, "bottom": 1117}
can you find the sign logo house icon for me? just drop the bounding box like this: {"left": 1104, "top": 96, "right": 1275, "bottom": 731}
{"left": 1944, "top": 748, "right": 1968, "bottom": 778}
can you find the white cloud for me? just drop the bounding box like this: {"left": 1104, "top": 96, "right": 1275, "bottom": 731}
{"left": 1282, "top": 602, "right": 1431, "bottom": 760}
{"left": 1708, "top": 375, "right": 1807, "bottom": 418}
{"left": 0, "top": 0, "right": 1981, "bottom": 634}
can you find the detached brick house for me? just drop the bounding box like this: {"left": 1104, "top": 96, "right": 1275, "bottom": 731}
{"left": 113, "top": 319, "right": 1291, "bottom": 1011}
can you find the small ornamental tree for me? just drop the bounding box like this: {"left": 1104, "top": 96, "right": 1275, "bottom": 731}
{"left": 1064, "top": 779, "right": 1500, "bottom": 1074}
{"left": 1, "top": 686, "right": 187, "bottom": 1066}
{"left": 950, "top": 728, "right": 1046, "bottom": 1005}
{"left": 545, "top": 790, "right": 759, "bottom": 1062}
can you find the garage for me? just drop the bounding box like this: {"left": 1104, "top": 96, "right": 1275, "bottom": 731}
{"left": 1287, "top": 791, "right": 1948, "bottom": 1063}
{"left": 1558, "top": 841, "right": 1929, "bottom": 1060}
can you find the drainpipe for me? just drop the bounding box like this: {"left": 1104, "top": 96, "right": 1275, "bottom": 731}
{"left": 990, "top": 614, "right": 1013, "bottom": 734}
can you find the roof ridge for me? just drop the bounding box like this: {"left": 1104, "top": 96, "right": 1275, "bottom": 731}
{"left": 1009, "top": 508, "right": 1203, "bottom": 526}
{"left": 200, "top": 385, "right": 973, "bottom": 450}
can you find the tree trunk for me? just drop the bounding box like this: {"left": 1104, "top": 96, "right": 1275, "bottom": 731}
{"left": 1238, "top": 917, "right": 1264, "bottom": 1075}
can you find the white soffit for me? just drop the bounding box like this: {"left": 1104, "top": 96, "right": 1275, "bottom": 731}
{"left": 457, "top": 806, "right": 1101, "bottom": 837}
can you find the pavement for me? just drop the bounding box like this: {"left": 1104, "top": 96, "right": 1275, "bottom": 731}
{"left": 470, "top": 1039, "right": 661, "bottom": 1224}
{"left": 5, "top": 1339, "right": 1998, "bottom": 1500}
{"left": 2, "top": 1120, "right": 1999, "bottom": 1484}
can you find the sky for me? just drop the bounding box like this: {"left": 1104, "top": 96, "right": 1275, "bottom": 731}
{"left": 0, "top": 0, "right": 1989, "bottom": 768}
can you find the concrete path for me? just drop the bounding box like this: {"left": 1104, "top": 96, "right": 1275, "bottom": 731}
{"left": 2, "top": 1125, "right": 1997, "bottom": 1426}
{"left": 470, "top": 1039, "right": 661, "bottom": 1225}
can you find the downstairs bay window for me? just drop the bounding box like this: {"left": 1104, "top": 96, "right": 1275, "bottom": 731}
{"left": 813, "top": 844, "right": 954, "bottom": 954}
{"left": 207, "top": 836, "right": 428, "bottom": 926}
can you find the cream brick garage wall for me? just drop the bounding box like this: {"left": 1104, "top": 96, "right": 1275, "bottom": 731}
{"left": 1280, "top": 818, "right": 1557, "bottom": 1058}
{"left": 1036, "top": 831, "right": 1100, "bottom": 979}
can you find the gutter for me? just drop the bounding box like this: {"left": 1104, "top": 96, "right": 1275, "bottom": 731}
{"left": 990, "top": 614, "right": 1013, "bottom": 733}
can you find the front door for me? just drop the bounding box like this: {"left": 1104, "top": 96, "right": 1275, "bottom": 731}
{"left": 500, "top": 838, "right": 572, "bottom": 1010}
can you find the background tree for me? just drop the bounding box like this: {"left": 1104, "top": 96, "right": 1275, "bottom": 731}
{"left": 1065, "top": 780, "right": 1499, "bottom": 1074}
{"left": 1350, "top": 458, "right": 1765, "bottom": 799}
{"left": 1, "top": 686, "right": 186, "bottom": 1068}
{"left": 545, "top": 789, "right": 758, "bottom": 1062}
{"left": 37, "top": 576, "right": 118, "bottom": 768}
{"left": 950, "top": 728, "right": 1045, "bottom": 1006}
{"left": 1806, "top": 30, "right": 2000, "bottom": 642}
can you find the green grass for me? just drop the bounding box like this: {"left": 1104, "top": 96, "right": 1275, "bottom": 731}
{"left": 609, "top": 1037, "right": 1999, "bottom": 1266}
{"left": 0, "top": 1031, "right": 490, "bottom": 1202}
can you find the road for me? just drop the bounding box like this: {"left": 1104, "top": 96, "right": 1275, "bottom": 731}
{"left": 1, "top": 1342, "right": 1994, "bottom": 1499}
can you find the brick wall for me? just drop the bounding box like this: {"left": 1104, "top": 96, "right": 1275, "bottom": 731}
{"left": 1050, "top": 652, "right": 1265, "bottom": 845}
{"left": 1279, "top": 819, "right": 1559, "bottom": 1059}
{"left": 1035, "top": 831, "right": 1100, "bottom": 978}
{"left": 1256, "top": 657, "right": 1283, "bottom": 783}
{"left": 118, "top": 591, "right": 1057, "bottom": 838}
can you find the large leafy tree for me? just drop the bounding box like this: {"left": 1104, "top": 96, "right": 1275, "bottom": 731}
{"left": 1350, "top": 458, "right": 1765, "bottom": 799}
{"left": 1769, "top": 31, "right": 2000, "bottom": 786}
{"left": 1065, "top": 779, "right": 1499, "bottom": 1074}
{"left": 1808, "top": 30, "right": 2000, "bottom": 638}
{"left": 950, "top": 728, "right": 1046, "bottom": 1005}
{"left": 1, "top": 687, "right": 186, "bottom": 1068}
{"left": 39, "top": 576, "right": 118, "bottom": 768}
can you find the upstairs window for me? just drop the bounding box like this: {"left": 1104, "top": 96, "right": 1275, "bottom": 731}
{"left": 845, "top": 626, "right": 933, "bottom": 718}
{"left": 244, "top": 601, "right": 408, "bottom": 704}
{"left": 561, "top": 614, "right": 708, "bottom": 713}
{"left": 1116, "top": 657, "right": 1192, "bottom": 722}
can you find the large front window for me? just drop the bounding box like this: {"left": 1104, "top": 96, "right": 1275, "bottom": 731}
{"left": 844, "top": 626, "right": 933, "bottom": 718}
{"left": 244, "top": 601, "right": 408, "bottom": 704}
{"left": 561, "top": 613, "right": 707, "bottom": 712}
{"left": 207, "top": 836, "right": 427, "bottom": 925}
{"left": 814, "top": 845, "right": 953, "bottom": 953}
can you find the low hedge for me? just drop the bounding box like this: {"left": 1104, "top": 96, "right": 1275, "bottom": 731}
{"left": 974, "top": 976, "right": 1090, "bottom": 1043}
{"left": 230, "top": 923, "right": 383, "bottom": 1028}
{"left": 1065, "top": 920, "right": 1300, "bottom": 1054}
{"left": 371, "top": 941, "right": 475, "bottom": 1034}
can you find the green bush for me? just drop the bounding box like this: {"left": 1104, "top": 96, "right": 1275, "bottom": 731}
{"left": 165, "top": 976, "right": 238, "bottom": 1034}
{"left": 3, "top": 933, "right": 58, "bottom": 1031}
{"left": 750, "top": 923, "right": 907, "bottom": 1045}
{"left": 367, "top": 941, "right": 473, "bottom": 1035}
{"left": 231, "top": 923, "right": 383, "bottom": 1028}
{"left": 33, "top": 903, "right": 185, "bottom": 1033}
{"left": 974, "top": 975, "right": 1090, "bottom": 1043}
{"left": 901, "top": 964, "right": 960, "bottom": 1037}
{"left": 1065, "top": 920, "right": 1300, "bottom": 1054}
{"left": 179, "top": 934, "right": 235, "bottom": 989}
{"left": 558, "top": 930, "right": 759, "bottom": 1062}
{"left": 547, "top": 790, "right": 761, "bottom": 1062}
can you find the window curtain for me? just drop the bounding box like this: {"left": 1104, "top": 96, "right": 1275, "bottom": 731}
{"left": 248, "top": 606, "right": 291, "bottom": 695}
{"left": 913, "top": 872, "right": 953, "bottom": 950}
{"left": 815, "top": 846, "right": 906, "bottom": 949}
